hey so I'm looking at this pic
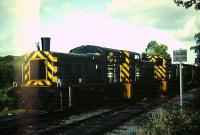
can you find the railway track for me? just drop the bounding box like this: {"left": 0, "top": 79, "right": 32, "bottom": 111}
{"left": 50, "top": 100, "right": 157, "bottom": 135}
{"left": 1, "top": 89, "right": 193, "bottom": 135}
{"left": 0, "top": 110, "right": 47, "bottom": 130}
{"left": 0, "top": 106, "right": 116, "bottom": 134}
{"left": 0, "top": 108, "right": 72, "bottom": 134}
{"left": 3, "top": 87, "right": 195, "bottom": 135}
{"left": 41, "top": 88, "right": 200, "bottom": 135}
{"left": 104, "top": 88, "right": 200, "bottom": 135}
{"left": 0, "top": 100, "right": 154, "bottom": 135}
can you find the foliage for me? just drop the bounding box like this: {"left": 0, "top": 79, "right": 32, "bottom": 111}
{"left": 190, "top": 32, "right": 200, "bottom": 65}
{"left": 0, "top": 55, "right": 23, "bottom": 111}
{"left": 0, "top": 55, "right": 23, "bottom": 88}
{"left": 0, "top": 87, "right": 13, "bottom": 111}
{"left": 137, "top": 95, "right": 200, "bottom": 135}
{"left": 145, "top": 41, "right": 171, "bottom": 59}
{"left": 173, "top": 0, "right": 200, "bottom": 10}
{"left": 173, "top": 0, "right": 200, "bottom": 65}
{"left": 194, "top": 32, "right": 200, "bottom": 46}
{"left": 0, "top": 65, "right": 14, "bottom": 88}
{"left": 194, "top": 33, "right": 200, "bottom": 65}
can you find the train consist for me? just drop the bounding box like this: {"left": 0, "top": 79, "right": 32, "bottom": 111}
{"left": 12, "top": 37, "right": 200, "bottom": 109}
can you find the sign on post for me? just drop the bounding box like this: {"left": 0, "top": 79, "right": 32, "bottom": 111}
{"left": 173, "top": 49, "right": 187, "bottom": 108}
{"left": 173, "top": 50, "right": 187, "bottom": 62}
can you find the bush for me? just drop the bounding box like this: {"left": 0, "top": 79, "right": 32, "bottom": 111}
{"left": 0, "top": 87, "right": 13, "bottom": 111}
{"left": 138, "top": 100, "right": 200, "bottom": 135}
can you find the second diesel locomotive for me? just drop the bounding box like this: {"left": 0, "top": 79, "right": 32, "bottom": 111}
{"left": 12, "top": 37, "right": 200, "bottom": 109}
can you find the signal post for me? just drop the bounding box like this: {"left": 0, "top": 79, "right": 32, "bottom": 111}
{"left": 173, "top": 49, "right": 187, "bottom": 107}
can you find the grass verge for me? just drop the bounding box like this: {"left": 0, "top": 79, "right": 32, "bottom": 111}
{"left": 137, "top": 92, "right": 200, "bottom": 135}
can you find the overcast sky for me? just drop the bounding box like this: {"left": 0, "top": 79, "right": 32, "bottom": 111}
{"left": 0, "top": 0, "right": 199, "bottom": 64}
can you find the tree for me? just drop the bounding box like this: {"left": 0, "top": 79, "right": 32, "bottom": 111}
{"left": 194, "top": 32, "right": 200, "bottom": 46}
{"left": 173, "top": 0, "right": 200, "bottom": 65}
{"left": 173, "top": 0, "right": 200, "bottom": 10}
{"left": 190, "top": 32, "right": 200, "bottom": 65}
{"left": 145, "top": 41, "right": 171, "bottom": 59}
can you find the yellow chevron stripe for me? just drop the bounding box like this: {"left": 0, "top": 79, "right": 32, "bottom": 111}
{"left": 151, "top": 57, "right": 156, "bottom": 63}
{"left": 154, "top": 55, "right": 158, "bottom": 58}
{"left": 33, "top": 81, "right": 38, "bottom": 86}
{"left": 24, "top": 63, "right": 29, "bottom": 71}
{"left": 44, "top": 80, "right": 51, "bottom": 86}
{"left": 25, "top": 54, "right": 27, "bottom": 61}
{"left": 24, "top": 63, "right": 30, "bottom": 80}
{"left": 25, "top": 80, "right": 51, "bottom": 87}
{"left": 31, "top": 51, "right": 45, "bottom": 59}
{"left": 23, "top": 51, "right": 59, "bottom": 87}
{"left": 53, "top": 77, "right": 58, "bottom": 83}
{"left": 39, "top": 81, "right": 44, "bottom": 86}
{"left": 24, "top": 75, "right": 27, "bottom": 81}
{"left": 159, "top": 66, "right": 166, "bottom": 73}
{"left": 24, "top": 73, "right": 29, "bottom": 81}
{"left": 163, "top": 60, "right": 166, "bottom": 68}
{"left": 33, "top": 81, "right": 44, "bottom": 86}
{"left": 47, "top": 72, "right": 58, "bottom": 82}
{"left": 122, "top": 63, "right": 129, "bottom": 70}
{"left": 25, "top": 53, "right": 31, "bottom": 61}
{"left": 148, "top": 56, "right": 154, "bottom": 62}
{"left": 125, "top": 57, "right": 130, "bottom": 64}
{"left": 121, "top": 73, "right": 125, "bottom": 78}
{"left": 125, "top": 78, "right": 129, "bottom": 82}
{"left": 163, "top": 59, "right": 166, "bottom": 63}
{"left": 163, "top": 64, "right": 166, "bottom": 68}
{"left": 147, "top": 56, "right": 152, "bottom": 59}
{"left": 44, "top": 51, "right": 57, "bottom": 62}
{"left": 47, "top": 61, "right": 57, "bottom": 73}
{"left": 25, "top": 81, "right": 32, "bottom": 87}
{"left": 120, "top": 74, "right": 129, "bottom": 82}
{"left": 123, "top": 51, "right": 129, "bottom": 57}
{"left": 154, "top": 70, "right": 161, "bottom": 78}
{"left": 30, "top": 52, "right": 38, "bottom": 60}
{"left": 155, "top": 66, "right": 166, "bottom": 78}
{"left": 121, "top": 67, "right": 129, "bottom": 78}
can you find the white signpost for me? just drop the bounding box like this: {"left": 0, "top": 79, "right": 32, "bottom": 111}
{"left": 173, "top": 49, "right": 187, "bottom": 107}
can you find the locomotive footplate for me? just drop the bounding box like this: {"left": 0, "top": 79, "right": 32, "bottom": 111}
{"left": 11, "top": 83, "right": 127, "bottom": 110}
{"left": 69, "top": 83, "right": 125, "bottom": 108}
{"left": 12, "top": 87, "right": 68, "bottom": 110}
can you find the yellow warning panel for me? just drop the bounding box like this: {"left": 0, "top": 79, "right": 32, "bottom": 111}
{"left": 23, "top": 51, "right": 59, "bottom": 87}
{"left": 162, "top": 80, "right": 167, "bottom": 93}
{"left": 124, "top": 83, "right": 131, "bottom": 99}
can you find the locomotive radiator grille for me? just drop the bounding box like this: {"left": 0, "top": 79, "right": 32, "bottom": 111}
{"left": 23, "top": 51, "right": 59, "bottom": 87}
{"left": 120, "top": 50, "right": 131, "bottom": 99}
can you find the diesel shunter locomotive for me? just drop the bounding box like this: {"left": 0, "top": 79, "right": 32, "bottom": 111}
{"left": 12, "top": 37, "right": 200, "bottom": 109}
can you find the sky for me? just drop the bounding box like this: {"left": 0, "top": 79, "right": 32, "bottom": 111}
{"left": 0, "top": 0, "right": 199, "bottom": 64}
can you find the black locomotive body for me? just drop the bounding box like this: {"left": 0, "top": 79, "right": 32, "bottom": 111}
{"left": 13, "top": 37, "right": 200, "bottom": 109}
{"left": 167, "top": 63, "right": 200, "bottom": 95}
